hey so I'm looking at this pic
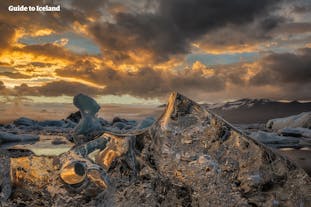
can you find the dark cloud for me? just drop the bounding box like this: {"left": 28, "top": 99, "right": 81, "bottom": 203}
{"left": 89, "top": 13, "right": 184, "bottom": 63}
{"left": 0, "top": 22, "right": 15, "bottom": 51}
{"left": 57, "top": 60, "right": 171, "bottom": 97}
{"left": 70, "top": 0, "right": 108, "bottom": 13}
{"left": 0, "top": 66, "right": 31, "bottom": 79}
{"left": 15, "top": 43, "right": 81, "bottom": 61}
{"left": 89, "top": 0, "right": 283, "bottom": 63}
{"left": 0, "top": 71, "right": 31, "bottom": 79}
{"left": 14, "top": 81, "right": 101, "bottom": 97}
{"left": 0, "top": 0, "right": 310, "bottom": 102}
{"left": 14, "top": 83, "right": 36, "bottom": 96}
{"left": 0, "top": 81, "right": 5, "bottom": 91}
{"left": 8, "top": 45, "right": 311, "bottom": 101}
{"left": 159, "top": 0, "right": 281, "bottom": 37}
{"left": 292, "top": 2, "right": 311, "bottom": 13}
{"left": 273, "top": 22, "right": 311, "bottom": 34}
{"left": 56, "top": 60, "right": 226, "bottom": 98}
{"left": 37, "top": 81, "right": 101, "bottom": 96}
{"left": 170, "top": 74, "right": 225, "bottom": 94}
{"left": 29, "top": 62, "right": 55, "bottom": 68}
{"left": 251, "top": 48, "right": 311, "bottom": 85}
{"left": 0, "top": 0, "right": 89, "bottom": 37}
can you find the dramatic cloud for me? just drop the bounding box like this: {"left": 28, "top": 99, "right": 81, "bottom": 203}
{"left": 251, "top": 48, "right": 311, "bottom": 85}
{"left": 0, "top": 22, "right": 16, "bottom": 52}
{"left": 55, "top": 60, "right": 228, "bottom": 98}
{"left": 70, "top": 0, "right": 108, "bottom": 13}
{"left": 16, "top": 43, "right": 82, "bottom": 62}
{"left": 0, "top": 71, "right": 31, "bottom": 79}
{"left": 14, "top": 81, "right": 101, "bottom": 97}
{"left": 0, "top": 0, "right": 310, "bottom": 102}
{"left": 0, "top": 81, "right": 5, "bottom": 91}
{"left": 159, "top": 0, "right": 281, "bottom": 36}
{"left": 89, "top": 0, "right": 283, "bottom": 62}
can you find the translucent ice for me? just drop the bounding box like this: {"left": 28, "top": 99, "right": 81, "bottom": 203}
{"left": 73, "top": 94, "right": 103, "bottom": 144}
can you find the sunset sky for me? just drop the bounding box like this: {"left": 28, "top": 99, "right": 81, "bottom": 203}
{"left": 0, "top": 0, "right": 311, "bottom": 104}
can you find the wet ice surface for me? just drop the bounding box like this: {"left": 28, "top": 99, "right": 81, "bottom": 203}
{"left": 1, "top": 112, "right": 310, "bottom": 163}
{"left": 4, "top": 135, "right": 73, "bottom": 156}
{"left": 0, "top": 115, "right": 156, "bottom": 156}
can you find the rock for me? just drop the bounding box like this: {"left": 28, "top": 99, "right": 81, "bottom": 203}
{"left": 266, "top": 112, "right": 311, "bottom": 130}
{"left": 278, "top": 127, "right": 311, "bottom": 138}
{"left": 73, "top": 94, "right": 103, "bottom": 144}
{"left": 0, "top": 131, "right": 39, "bottom": 143}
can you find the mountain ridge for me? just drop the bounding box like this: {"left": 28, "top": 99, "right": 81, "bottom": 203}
{"left": 204, "top": 98, "right": 311, "bottom": 124}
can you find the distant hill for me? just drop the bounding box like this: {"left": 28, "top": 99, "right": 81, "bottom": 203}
{"left": 204, "top": 99, "right": 311, "bottom": 124}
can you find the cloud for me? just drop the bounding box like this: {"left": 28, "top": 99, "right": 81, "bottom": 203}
{"left": 15, "top": 43, "right": 83, "bottom": 62}
{"left": 13, "top": 81, "right": 101, "bottom": 97}
{"left": 0, "top": 0, "right": 310, "bottom": 102}
{"left": 159, "top": 0, "right": 281, "bottom": 37}
{"left": 88, "top": 0, "right": 283, "bottom": 63}
{"left": 56, "top": 59, "right": 227, "bottom": 98}
{"left": 28, "top": 62, "right": 55, "bottom": 68}
{"left": 89, "top": 13, "right": 185, "bottom": 63}
{"left": 0, "top": 22, "right": 16, "bottom": 52}
{"left": 4, "top": 45, "right": 310, "bottom": 101}
{"left": 0, "top": 81, "right": 5, "bottom": 91}
{"left": 251, "top": 47, "right": 311, "bottom": 85}
{"left": 0, "top": 0, "right": 89, "bottom": 31}
{"left": 70, "top": 0, "right": 108, "bottom": 13}
{"left": 0, "top": 71, "right": 31, "bottom": 79}
{"left": 273, "top": 22, "right": 311, "bottom": 34}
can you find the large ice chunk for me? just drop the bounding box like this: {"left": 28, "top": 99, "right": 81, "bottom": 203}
{"left": 0, "top": 132, "right": 39, "bottom": 143}
{"left": 266, "top": 112, "right": 311, "bottom": 130}
{"left": 73, "top": 94, "right": 103, "bottom": 144}
{"left": 250, "top": 131, "right": 300, "bottom": 147}
{"left": 278, "top": 127, "right": 311, "bottom": 138}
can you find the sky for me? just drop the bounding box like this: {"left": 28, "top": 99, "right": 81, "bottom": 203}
{"left": 0, "top": 0, "right": 311, "bottom": 104}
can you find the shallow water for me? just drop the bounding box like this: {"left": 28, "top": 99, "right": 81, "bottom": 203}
{"left": 2, "top": 135, "right": 73, "bottom": 156}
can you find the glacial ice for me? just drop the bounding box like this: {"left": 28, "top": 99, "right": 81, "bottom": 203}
{"left": 250, "top": 131, "right": 299, "bottom": 145}
{"left": 0, "top": 131, "right": 39, "bottom": 143}
{"left": 73, "top": 94, "right": 103, "bottom": 144}
{"left": 266, "top": 112, "right": 311, "bottom": 130}
{"left": 278, "top": 127, "right": 311, "bottom": 138}
{"left": 13, "top": 117, "right": 36, "bottom": 127}
{"left": 137, "top": 117, "right": 155, "bottom": 129}
{"left": 0, "top": 92, "right": 310, "bottom": 206}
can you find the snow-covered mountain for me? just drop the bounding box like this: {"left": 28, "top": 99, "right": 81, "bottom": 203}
{"left": 206, "top": 99, "right": 311, "bottom": 124}
{"left": 207, "top": 98, "right": 272, "bottom": 111}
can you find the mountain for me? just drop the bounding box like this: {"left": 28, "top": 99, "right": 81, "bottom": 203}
{"left": 206, "top": 99, "right": 311, "bottom": 124}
